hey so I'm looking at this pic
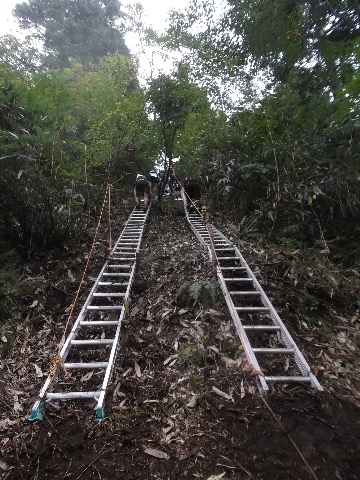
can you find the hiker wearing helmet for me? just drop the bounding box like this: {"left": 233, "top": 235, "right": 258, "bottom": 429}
{"left": 134, "top": 173, "right": 150, "bottom": 212}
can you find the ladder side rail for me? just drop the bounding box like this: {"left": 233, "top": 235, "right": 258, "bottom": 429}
{"left": 94, "top": 306, "right": 125, "bottom": 419}
{"left": 111, "top": 213, "right": 141, "bottom": 253}
{"left": 32, "top": 260, "right": 111, "bottom": 409}
{"left": 231, "top": 245, "right": 323, "bottom": 390}
{"left": 135, "top": 209, "right": 150, "bottom": 254}
{"left": 95, "top": 208, "right": 150, "bottom": 419}
{"left": 186, "top": 218, "right": 322, "bottom": 392}
{"left": 183, "top": 204, "right": 267, "bottom": 391}
{"left": 216, "top": 265, "right": 269, "bottom": 394}
{"left": 183, "top": 206, "right": 207, "bottom": 247}
{"left": 29, "top": 207, "right": 151, "bottom": 421}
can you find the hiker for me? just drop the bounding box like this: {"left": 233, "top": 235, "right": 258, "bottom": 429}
{"left": 148, "top": 170, "right": 161, "bottom": 199}
{"left": 184, "top": 178, "right": 201, "bottom": 212}
{"left": 134, "top": 174, "right": 150, "bottom": 212}
{"left": 168, "top": 166, "right": 177, "bottom": 192}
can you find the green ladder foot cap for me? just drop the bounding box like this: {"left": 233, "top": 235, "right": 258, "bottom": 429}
{"left": 28, "top": 410, "right": 44, "bottom": 422}
{"left": 95, "top": 406, "right": 105, "bottom": 421}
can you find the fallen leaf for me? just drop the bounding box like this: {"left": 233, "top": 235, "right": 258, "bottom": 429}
{"left": 30, "top": 300, "right": 38, "bottom": 308}
{"left": 0, "top": 419, "right": 18, "bottom": 429}
{"left": 207, "top": 473, "right": 225, "bottom": 480}
{"left": 220, "top": 355, "right": 241, "bottom": 369}
{"left": 178, "top": 447, "right": 198, "bottom": 460}
{"left": 1, "top": 336, "right": 7, "bottom": 343}
{"left": 0, "top": 459, "right": 11, "bottom": 471}
{"left": 134, "top": 361, "right": 141, "bottom": 378}
{"left": 80, "top": 371, "right": 93, "bottom": 382}
{"left": 164, "top": 354, "right": 178, "bottom": 366}
{"left": 34, "top": 364, "right": 44, "bottom": 378}
{"left": 240, "top": 380, "right": 245, "bottom": 399}
{"left": 14, "top": 396, "right": 22, "bottom": 413}
{"left": 187, "top": 396, "right": 197, "bottom": 408}
{"left": 144, "top": 448, "right": 169, "bottom": 460}
{"left": 178, "top": 309, "right": 188, "bottom": 315}
{"left": 212, "top": 386, "right": 234, "bottom": 401}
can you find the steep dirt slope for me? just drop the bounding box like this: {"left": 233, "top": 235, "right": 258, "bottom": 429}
{"left": 0, "top": 195, "right": 359, "bottom": 480}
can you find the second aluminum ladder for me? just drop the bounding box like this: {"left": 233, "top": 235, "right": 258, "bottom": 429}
{"left": 184, "top": 202, "right": 323, "bottom": 394}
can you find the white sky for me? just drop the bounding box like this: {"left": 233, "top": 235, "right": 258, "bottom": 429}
{"left": 0, "top": 0, "right": 190, "bottom": 79}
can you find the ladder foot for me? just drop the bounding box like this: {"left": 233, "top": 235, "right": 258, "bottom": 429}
{"left": 95, "top": 406, "right": 106, "bottom": 421}
{"left": 28, "top": 407, "right": 44, "bottom": 422}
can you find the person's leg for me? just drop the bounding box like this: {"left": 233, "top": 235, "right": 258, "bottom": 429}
{"left": 144, "top": 192, "right": 149, "bottom": 207}
{"left": 134, "top": 187, "right": 140, "bottom": 208}
{"left": 143, "top": 185, "right": 150, "bottom": 209}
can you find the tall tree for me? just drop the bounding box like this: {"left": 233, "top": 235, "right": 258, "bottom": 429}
{"left": 224, "top": 0, "right": 360, "bottom": 94}
{"left": 13, "top": 0, "right": 129, "bottom": 68}
{"left": 148, "top": 69, "right": 209, "bottom": 166}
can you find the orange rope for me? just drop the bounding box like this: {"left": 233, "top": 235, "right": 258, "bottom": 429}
{"left": 108, "top": 184, "right": 112, "bottom": 255}
{"left": 41, "top": 172, "right": 134, "bottom": 399}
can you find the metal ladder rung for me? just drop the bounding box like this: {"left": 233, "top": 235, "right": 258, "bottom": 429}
{"left": 71, "top": 339, "right": 114, "bottom": 345}
{"left": 265, "top": 376, "right": 312, "bottom": 384}
{"left": 218, "top": 256, "right": 241, "bottom": 260}
{"left": 243, "top": 325, "right": 281, "bottom": 331}
{"left": 103, "top": 272, "right": 131, "bottom": 276}
{"left": 92, "top": 293, "right": 125, "bottom": 298}
{"left": 215, "top": 248, "right": 235, "bottom": 251}
{"left": 230, "top": 291, "right": 260, "bottom": 296}
{"left": 108, "top": 262, "right": 133, "bottom": 266}
{"left": 115, "top": 243, "right": 138, "bottom": 246}
{"left": 47, "top": 392, "right": 100, "bottom": 400}
{"left": 235, "top": 306, "right": 269, "bottom": 312}
{"left": 221, "top": 267, "right": 245, "bottom": 270}
{"left": 102, "top": 265, "right": 131, "bottom": 269}
{"left": 64, "top": 362, "right": 108, "bottom": 369}
{"left": 87, "top": 305, "right": 123, "bottom": 310}
{"left": 80, "top": 321, "right": 119, "bottom": 326}
{"left": 253, "top": 348, "right": 294, "bottom": 354}
{"left": 224, "top": 278, "right": 252, "bottom": 282}
{"left": 98, "top": 282, "right": 128, "bottom": 286}
{"left": 104, "top": 266, "right": 131, "bottom": 270}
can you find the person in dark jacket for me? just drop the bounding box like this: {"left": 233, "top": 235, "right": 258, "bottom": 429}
{"left": 148, "top": 171, "right": 161, "bottom": 199}
{"left": 184, "top": 178, "right": 201, "bottom": 212}
{"left": 134, "top": 174, "right": 150, "bottom": 212}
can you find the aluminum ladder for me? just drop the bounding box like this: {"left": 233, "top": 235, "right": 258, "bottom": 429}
{"left": 183, "top": 200, "right": 323, "bottom": 394}
{"left": 29, "top": 205, "right": 150, "bottom": 421}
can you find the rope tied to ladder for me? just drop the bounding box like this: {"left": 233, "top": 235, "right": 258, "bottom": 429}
{"left": 41, "top": 172, "right": 133, "bottom": 401}
{"left": 171, "top": 170, "right": 265, "bottom": 380}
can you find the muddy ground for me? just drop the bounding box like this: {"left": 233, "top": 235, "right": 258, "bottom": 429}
{"left": 0, "top": 193, "right": 359, "bottom": 480}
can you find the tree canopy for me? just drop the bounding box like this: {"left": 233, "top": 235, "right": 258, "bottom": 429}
{"left": 13, "top": 0, "right": 129, "bottom": 68}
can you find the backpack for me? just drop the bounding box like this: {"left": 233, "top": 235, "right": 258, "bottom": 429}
{"left": 136, "top": 174, "right": 148, "bottom": 184}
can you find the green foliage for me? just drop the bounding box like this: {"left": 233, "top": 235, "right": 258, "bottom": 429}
{"left": 0, "top": 34, "right": 40, "bottom": 73}
{"left": 0, "top": 248, "right": 34, "bottom": 324}
{"left": 175, "top": 279, "right": 219, "bottom": 308}
{"left": 178, "top": 343, "right": 203, "bottom": 365}
{"left": 14, "top": 0, "right": 129, "bottom": 68}
{"left": 148, "top": 71, "right": 210, "bottom": 161}
{"left": 0, "top": 166, "right": 90, "bottom": 253}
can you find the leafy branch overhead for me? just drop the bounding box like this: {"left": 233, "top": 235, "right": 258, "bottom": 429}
{"left": 13, "top": 0, "right": 129, "bottom": 67}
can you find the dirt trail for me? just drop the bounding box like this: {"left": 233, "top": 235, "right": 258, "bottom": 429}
{"left": 0, "top": 196, "right": 359, "bottom": 480}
